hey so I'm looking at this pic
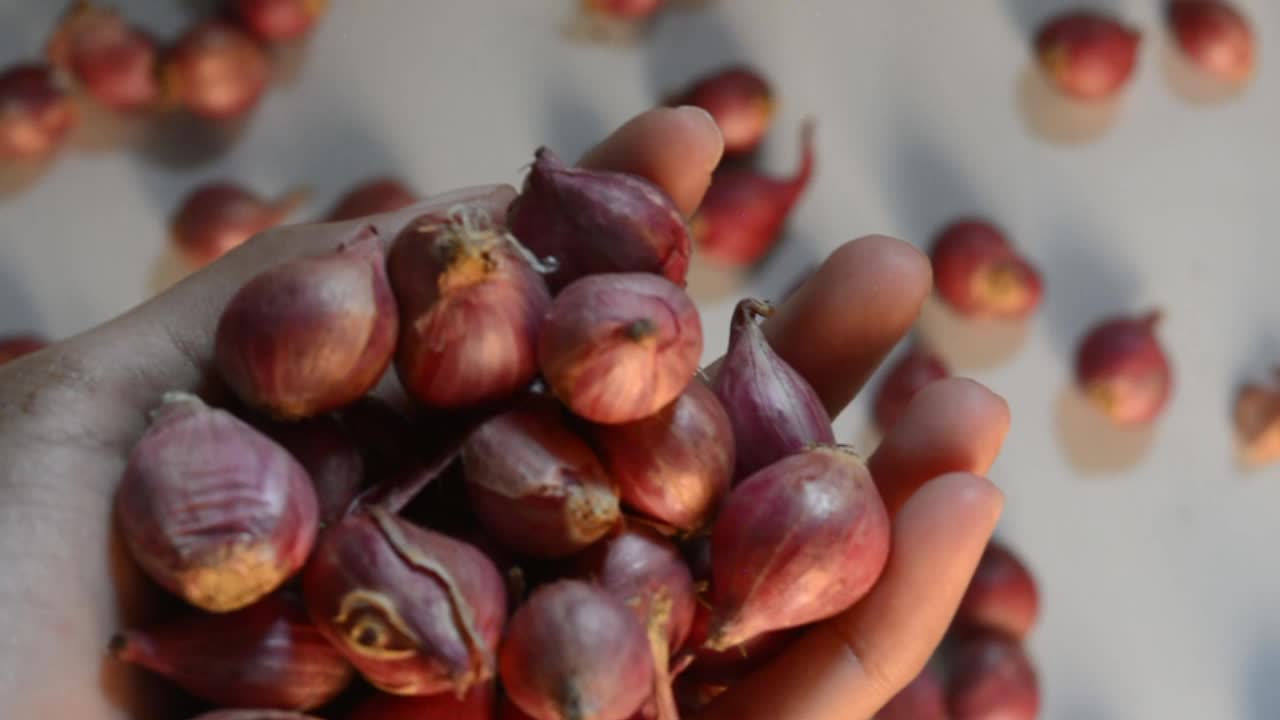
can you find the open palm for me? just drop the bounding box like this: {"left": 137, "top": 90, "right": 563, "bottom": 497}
{"left": 0, "top": 107, "right": 1006, "bottom": 720}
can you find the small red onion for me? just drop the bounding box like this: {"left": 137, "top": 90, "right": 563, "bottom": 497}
{"left": 1234, "top": 370, "right": 1280, "bottom": 465}
{"left": 583, "top": 0, "right": 666, "bottom": 20}
{"left": 164, "top": 20, "right": 269, "bottom": 120}
{"left": 327, "top": 177, "right": 418, "bottom": 221}
{"left": 692, "top": 121, "right": 814, "bottom": 267}
{"left": 499, "top": 580, "right": 653, "bottom": 720}
{"left": 955, "top": 542, "right": 1040, "bottom": 640}
{"left": 1168, "top": 0, "right": 1254, "bottom": 83}
{"left": 110, "top": 594, "right": 353, "bottom": 710}
{"left": 186, "top": 707, "right": 322, "bottom": 712}
{"left": 302, "top": 508, "right": 507, "bottom": 696}
{"left": 235, "top": 0, "right": 328, "bottom": 43}
{"left": 540, "top": 273, "right": 703, "bottom": 425}
{"left": 576, "top": 524, "right": 698, "bottom": 720}
{"left": 873, "top": 348, "right": 950, "bottom": 433}
{"left": 668, "top": 66, "right": 774, "bottom": 156}
{"left": 0, "top": 63, "right": 77, "bottom": 160}
{"left": 349, "top": 684, "right": 496, "bottom": 720}
{"left": 946, "top": 630, "right": 1040, "bottom": 720}
{"left": 678, "top": 602, "right": 797, "bottom": 684}
{"left": 258, "top": 414, "right": 364, "bottom": 525}
{"left": 1035, "top": 11, "right": 1141, "bottom": 101}
{"left": 712, "top": 298, "right": 834, "bottom": 480}
{"left": 171, "top": 181, "right": 307, "bottom": 268}
{"left": 1074, "top": 310, "right": 1172, "bottom": 426}
{"left": 508, "top": 148, "right": 691, "bottom": 293}
{"left": 706, "top": 446, "right": 889, "bottom": 650}
{"left": 46, "top": 1, "right": 159, "bottom": 112}
{"left": 590, "top": 380, "right": 733, "bottom": 532}
{"left": 389, "top": 203, "right": 551, "bottom": 411}
{"left": 877, "top": 664, "right": 947, "bottom": 720}
{"left": 215, "top": 225, "right": 399, "bottom": 420}
{"left": 116, "top": 392, "right": 318, "bottom": 612}
{"left": 930, "top": 219, "right": 1043, "bottom": 320}
{"left": 0, "top": 334, "right": 48, "bottom": 365}
{"left": 462, "top": 399, "right": 620, "bottom": 558}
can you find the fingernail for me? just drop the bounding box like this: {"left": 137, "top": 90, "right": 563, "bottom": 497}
{"left": 674, "top": 105, "right": 725, "bottom": 165}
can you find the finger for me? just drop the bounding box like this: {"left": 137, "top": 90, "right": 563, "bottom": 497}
{"left": 578, "top": 105, "right": 724, "bottom": 216}
{"left": 869, "top": 378, "right": 1011, "bottom": 516}
{"left": 765, "top": 235, "right": 931, "bottom": 417}
{"left": 698, "top": 472, "right": 1003, "bottom": 720}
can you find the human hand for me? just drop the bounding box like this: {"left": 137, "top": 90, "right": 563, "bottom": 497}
{"left": 0, "top": 106, "right": 1006, "bottom": 719}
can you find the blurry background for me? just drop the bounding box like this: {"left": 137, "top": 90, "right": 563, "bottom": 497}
{"left": 2, "top": 1, "right": 1279, "bottom": 717}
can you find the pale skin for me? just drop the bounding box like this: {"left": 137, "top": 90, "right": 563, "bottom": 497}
{"left": 0, "top": 107, "right": 1007, "bottom": 719}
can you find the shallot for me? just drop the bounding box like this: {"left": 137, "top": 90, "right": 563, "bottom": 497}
{"left": 171, "top": 181, "right": 306, "bottom": 267}
{"left": 47, "top": 1, "right": 159, "bottom": 112}
{"left": 930, "top": 218, "right": 1043, "bottom": 320}
{"left": 539, "top": 273, "right": 702, "bottom": 425}
{"left": 1168, "top": 0, "right": 1254, "bottom": 83}
{"left": 499, "top": 580, "right": 653, "bottom": 720}
{"left": 302, "top": 508, "right": 507, "bottom": 696}
{"left": 1035, "top": 11, "right": 1141, "bottom": 101}
{"left": 0, "top": 63, "right": 77, "bottom": 161}
{"left": 110, "top": 593, "right": 352, "bottom": 710}
{"left": 508, "top": 147, "right": 690, "bottom": 292}
{"left": 668, "top": 65, "right": 774, "bottom": 156}
{"left": 706, "top": 446, "right": 889, "bottom": 650}
{"left": 712, "top": 298, "right": 833, "bottom": 479}
{"left": 692, "top": 121, "right": 814, "bottom": 267}
{"left": 164, "top": 20, "right": 270, "bottom": 120}
{"left": 115, "top": 392, "right": 318, "bottom": 612}
{"left": 1074, "top": 310, "right": 1172, "bottom": 425}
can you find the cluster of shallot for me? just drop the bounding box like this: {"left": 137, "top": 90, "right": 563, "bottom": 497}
{"left": 1033, "top": 1, "right": 1254, "bottom": 103}
{"left": 874, "top": 215, "right": 1177, "bottom": 438}
{"left": 665, "top": 66, "right": 816, "bottom": 268}
{"left": 877, "top": 541, "right": 1042, "bottom": 720}
{"left": 1, "top": 0, "right": 326, "bottom": 166}
{"left": 111, "top": 150, "right": 894, "bottom": 720}
{"left": 169, "top": 175, "right": 420, "bottom": 269}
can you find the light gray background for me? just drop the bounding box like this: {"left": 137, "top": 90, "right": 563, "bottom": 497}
{"left": 2, "top": 1, "right": 1278, "bottom": 718}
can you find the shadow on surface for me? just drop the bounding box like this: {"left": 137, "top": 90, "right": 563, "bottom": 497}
{"left": 1054, "top": 384, "right": 1155, "bottom": 475}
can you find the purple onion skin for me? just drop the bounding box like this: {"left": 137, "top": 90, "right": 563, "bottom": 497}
{"left": 328, "top": 177, "right": 418, "bottom": 221}
{"left": 667, "top": 65, "right": 773, "bottom": 157}
{"left": 116, "top": 393, "right": 319, "bottom": 613}
{"left": 110, "top": 594, "right": 353, "bottom": 711}
{"left": 46, "top": 2, "right": 160, "bottom": 112}
{"left": 1074, "top": 310, "right": 1172, "bottom": 426}
{"left": 590, "top": 379, "right": 733, "bottom": 532}
{"left": 349, "top": 684, "right": 496, "bottom": 720}
{"left": 540, "top": 273, "right": 703, "bottom": 425}
{"left": 712, "top": 299, "right": 834, "bottom": 479}
{"left": 577, "top": 524, "right": 698, "bottom": 720}
{"left": 508, "top": 147, "right": 691, "bottom": 293}
{"left": 462, "top": 399, "right": 621, "bottom": 558}
{"left": 302, "top": 508, "right": 507, "bottom": 696}
{"left": 577, "top": 523, "right": 697, "bottom": 654}
{"left": 389, "top": 202, "right": 551, "bottom": 411}
{"left": 707, "top": 446, "right": 890, "bottom": 650}
{"left": 163, "top": 20, "right": 269, "bottom": 121}
{"left": 215, "top": 226, "right": 399, "bottom": 420}
{"left": 259, "top": 414, "right": 364, "bottom": 525}
{"left": 185, "top": 707, "right": 325, "bottom": 712}
{"left": 500, "top": 580, "right": 653, "bottom": 720}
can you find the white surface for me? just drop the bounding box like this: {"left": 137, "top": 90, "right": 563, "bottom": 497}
{"left": 2, "top": 1, "right": 1279, "bottom": 717}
